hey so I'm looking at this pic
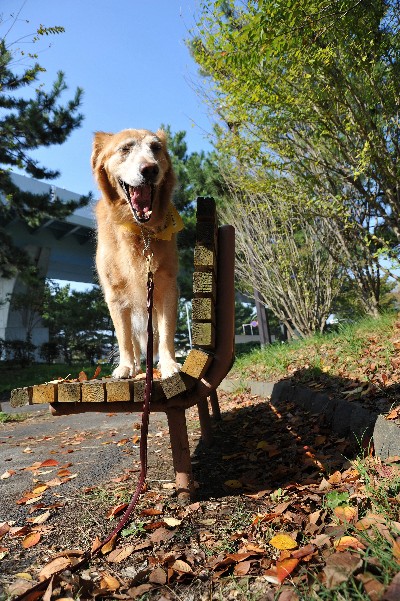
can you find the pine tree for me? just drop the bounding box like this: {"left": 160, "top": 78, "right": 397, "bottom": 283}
{"left": 0, "top": 22, "right": 90, "bottom": 277}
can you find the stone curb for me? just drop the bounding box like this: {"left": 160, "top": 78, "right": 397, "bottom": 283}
{"left": 220, "top": 378, "right": 400, "bottom": 459}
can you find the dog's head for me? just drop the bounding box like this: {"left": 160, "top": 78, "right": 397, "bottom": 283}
{"left": 91, "top": 128, "right": 176, "bottom": 228}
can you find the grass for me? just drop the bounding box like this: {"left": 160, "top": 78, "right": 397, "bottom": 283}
{"left": 0, "top": 362, "right": 114, "bottom": 395}
{"left": 0, "top": 411, "right": 30, "bottom": 423}
{"left": 231, "top": 312, "right": 399, "bottom": 385}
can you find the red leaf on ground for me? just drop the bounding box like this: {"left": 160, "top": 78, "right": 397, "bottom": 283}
{"left": 22, "top": 531, "right": 41, "bottom": 548}
{"left": 39, "top": 459, "right": 59, "bottom": 468}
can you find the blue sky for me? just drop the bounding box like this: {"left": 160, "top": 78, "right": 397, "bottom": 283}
{"left": 2, "top": 0, "right": 213, "bottom": 197}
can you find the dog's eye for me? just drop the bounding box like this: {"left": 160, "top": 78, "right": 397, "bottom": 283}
{"left": 119, "top": 145, "right": 131, "bottom": 155}
{"left": 150, "top": 142, "right": 162, "bottom": 153}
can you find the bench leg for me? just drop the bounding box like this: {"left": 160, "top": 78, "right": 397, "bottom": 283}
{"left": 166, "top": 407, "right": 194, "bottom": 501}
{"left": 209, "top": 390, "right": 222, "bottom": 421}
{"left": 197, "top": 397, "right": 213, "bottom": 447}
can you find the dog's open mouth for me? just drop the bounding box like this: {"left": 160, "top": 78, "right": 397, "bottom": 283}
{"left": 120, "top": 180, "right": 153, "bottom": 223}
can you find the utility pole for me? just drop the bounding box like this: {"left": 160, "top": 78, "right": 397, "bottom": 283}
{"left": 254, "top": 289, "right": 272, "bottom": 346}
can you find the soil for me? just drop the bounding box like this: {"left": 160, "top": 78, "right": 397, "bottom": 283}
{"left": 0, "top": 391, "right": 393, "bottom": 600}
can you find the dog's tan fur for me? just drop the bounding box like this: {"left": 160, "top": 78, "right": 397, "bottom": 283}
{"left": 91, "top": 128, "right": 181, "bottom": 379}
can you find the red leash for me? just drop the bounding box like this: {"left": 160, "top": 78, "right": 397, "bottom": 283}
{"left": 14, "top": 268, "right": 155, "bottom": 600}
{"left": 94, "top": 267, "right": 154, "bottom": 552}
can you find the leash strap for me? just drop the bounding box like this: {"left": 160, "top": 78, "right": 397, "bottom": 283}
{"left": 94, "top": 267, "right": 154, "bottom": 552}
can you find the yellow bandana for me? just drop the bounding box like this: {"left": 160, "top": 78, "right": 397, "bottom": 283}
{"left": 119, "top": 204, "right": 184, "bottom": 241}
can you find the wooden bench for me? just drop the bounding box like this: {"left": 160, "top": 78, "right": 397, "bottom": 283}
{"left": 11, "top": 197, "right": 235, "bottom": 500}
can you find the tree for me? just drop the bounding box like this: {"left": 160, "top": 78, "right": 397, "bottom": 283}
{"left": 42, "top": 282, "right": 112, "bottom": 364}
{"left": 223, "top": 181, "right": 344, "bottom": 337}
{"left": 191, "top": 0, "right": 400, "bottom": 315}
{"left": 0, "top": 14, "right": 90, "bottom": 277}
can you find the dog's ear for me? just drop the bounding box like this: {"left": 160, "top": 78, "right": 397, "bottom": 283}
{"left": 91, "top": 132, "right": 113, "bottom": 171}
{"left": 156, "top": 129, "right": 168, "bottom": 147}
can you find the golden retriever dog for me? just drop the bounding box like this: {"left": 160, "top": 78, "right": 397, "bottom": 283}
{"left": 91, "top": 128, "right": 183, "bottom": 379}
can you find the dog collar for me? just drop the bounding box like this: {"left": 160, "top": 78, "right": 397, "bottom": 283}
{"left": 119, "top": 204, "right": 184, "bottom": 241}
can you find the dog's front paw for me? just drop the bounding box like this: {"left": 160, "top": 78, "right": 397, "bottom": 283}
{"left": 159, "top": 360, "right": 181, "bottom": 380}
{"left": 112, "top": 364, "right": 135, "bottom": 379}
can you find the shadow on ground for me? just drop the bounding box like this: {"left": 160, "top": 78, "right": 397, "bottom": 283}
{"left": 191, "top": 389, "right": 357, "bottom": 501}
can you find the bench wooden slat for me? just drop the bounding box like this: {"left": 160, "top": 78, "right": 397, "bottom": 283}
{"left": 32, "top": 383, "right": 57, "bottom": 404}
{"left": 58, "top": 382, "right": 81, "bottom": 403}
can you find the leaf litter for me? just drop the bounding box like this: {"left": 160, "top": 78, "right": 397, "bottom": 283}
{"left": 0, "top": 390, "right": 400, "bottom": 600}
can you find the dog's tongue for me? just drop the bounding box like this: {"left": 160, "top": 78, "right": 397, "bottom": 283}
{"left": 130, "top": 185, "right": 152, "bottom": 216}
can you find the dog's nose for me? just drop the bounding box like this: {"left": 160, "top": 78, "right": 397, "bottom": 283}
{"left": 140, "top": 162, "right": 159, "bottom": 182}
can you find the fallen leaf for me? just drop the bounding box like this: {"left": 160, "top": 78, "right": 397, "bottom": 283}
{"left": 334, "top": 505, "right": 357, "bottom": 523}
{"left": 99, "top": 573, "right": 120, "bottom": 591}
{"left": 356, "top": 572, "right": 385, "bottom": 601}
{"left": 39, "top": 556, "right": 71, "bottom": 581}
{"left": 149, "top": 527, "right": 175, "bottom": 543}
{"left": 269, "top": 533, "right": 298, "bottom": 550}
{"left": 164, "top": 517, "right": 182, "bottom": 527}
{"left": 149, "top": 566, "right": 167, "bottom": 585}
{"left": 78, "top": 371, "right": 88, "bottom": 382}
{"left": 106, "top": 503, "right": 128, "bottom": 519}
{"left": 7, "top": 579, "right": 33, "bottom": 597}
{"left": 128, "top": 584, "right": 153, "bottom": 598}
{"left": 264, "top": 558, "right": 299, "bottom": 584}
{"left": 234, "top": 560, "right": 251, "bottom": 576}
{"left": 323, "top": 551, "right": 362, "bottom": 588}
{"left": 140, "top": 508, "right": 163, "bottom": 517}
{"left": 108, "top": 545, "right": 135, "bottom": 563}
{"left": 101, "top": 534, "right": 117, "bottom": 554}
{"left": 39, "top": 459, "right": 59, "bottom": 468}
{"left": 32, "top": 485, "right": 48, "bottom": 495}
{"left": 92, "top": 366, "right": 101, "bottom": 379}
{"left": 171, "top": 559, "right": 192, "bottom": 574}
{"left": 22, "top": 531, "right": 41, "bottom": 549}
{"left": 291, "top": 544, "right": 316, "bottom": 559}
{"left": 383, "top": 571, "right": 400, "bottom": 600}
{"left": 27, "top": 510, "right": 51, "bottom": 525}
{"left": 1, "top": 469, "right": 16, "bottom": 479}
{"left": 334, "top": 536, "right": 366, "bottom": 552}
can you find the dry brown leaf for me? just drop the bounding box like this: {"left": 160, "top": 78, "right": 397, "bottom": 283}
{"left": 334, "top": 505, "right": 357, "bottom": 523}
{"left": 1, "top": 469, "right": 16, "bottom": 479}
{"left": 99, "top": 573, "right": 120, "bottom": 591}
{"left": 149, "top": 527, "right": 175, "bottom": 544}
{"left": 334, "top": 536, "right": 366, "bottom": 552}
{"left": 128, "top": 584, "right": 153, "bottom": 598}
{"left": 224, "top": 479, "right": 242, "bottom": 489}
{"left": 101, "top": 534, "right": 117, "bottom": 554}
{"left": 323, "top": 551, "right": 362, "bottom": 588}
{"left": 39, "top": 459, "right": 59, "bottom": 468}
{"left": 171, "top": 559, "right": 192, "bottom": 574}
{"left": 234, "top": 560, "right": 251, "bottom": 576}
{"left": 0, "top": 523, "right": 10, "bottom": 539}
{"left": 149, "top": 566, "right": 167, "bottom": 585}
{"left": 356, "top": 572, "right": 385, "bottom": 601}
{"left": 27, "top": 510, "right": 51, "bottom": 525}
{"left": 107, "top": 545, "right": 135, "bottom": 563}
{"left": 22, "top": 531, "right": 41, "bottom": 549}
{"left": 141, "top": 508, "right": 163, "bottom": 516}
{"left": 383, "top": 572, "right": 400, "bottom": 600}
{"left": 106, "top": 503, "right": 128, "bottom": 519}
{"left": 39, "top": 556, "right": 71, "bottom": 581}
{"left": 264, "top": 558, "right": 299, "bottom": 585}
